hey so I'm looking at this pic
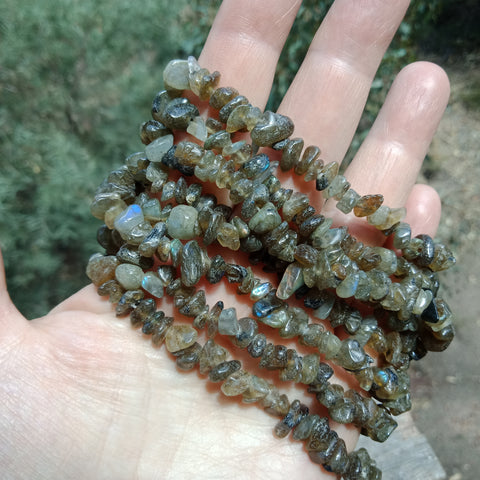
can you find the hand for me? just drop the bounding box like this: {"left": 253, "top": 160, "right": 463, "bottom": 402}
{"left": 0, "top": 1, "right": 450, "bottom": 478}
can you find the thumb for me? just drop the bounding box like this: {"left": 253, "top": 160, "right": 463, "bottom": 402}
{"left": 0, "top": 247, "right": 27, "bottom": 332}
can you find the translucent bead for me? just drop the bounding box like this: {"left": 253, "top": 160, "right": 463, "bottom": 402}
{"left": 165, "top": 324, "right": 198, "bottom": 353}
{"left": 218, "top": 307, "right": 241, "bottom": 336}
{"left": 145, "top": 134, "right": 174, "bottom": 162}
{"left": 277, "top": 263, "right": 305, "bottom": 300}
{"left": 141, "top": 272, "right": 164, "bottom": 298}
{"left": 163, "top": 59, "right": 190, "bottom": 90}
{"left": 114, "top": 204, "right": 144, "bottom": 238}
{"left": 250, "top": 111, "right": 294, "bottom": 147}
{"left": 167, "top": 205, "right": 199, "bottom": 240}
{"left": 115, "top": 264, "right": 144, "bottom": 290}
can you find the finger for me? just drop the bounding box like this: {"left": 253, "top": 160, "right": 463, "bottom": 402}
{"left": 404, "top": 183, "right": 441, "bottom": 238}
{"left": 49, "top": 284, "right": 115, "bottom": 316}
{"left": 342, "top": 62, "right": 450, "bottom": 207}
{"left": 278, "top": 0, "right": 410, "bottom": 162}
{"left": 198, "top": 0, "right": 302, "bottom": 108}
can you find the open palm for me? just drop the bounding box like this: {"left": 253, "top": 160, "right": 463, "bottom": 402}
{"left": 0, "top": 1, "right": 450, "bottom": 479}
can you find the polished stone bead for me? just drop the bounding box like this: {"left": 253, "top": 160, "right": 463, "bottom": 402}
{"left": 315, "top": 161, "right": 339, "bottom": 191}
{"left": 226, "top": 104, "right": 263, "bottom": 133}
{"left": 186, "top": 116, "right": 208, "bottom": 141}
{"left": 241, "top": 375, "right": 271, "bottom": 403}
{"left": 206, "top": 255, "right": 226, "bottom": 284}
{"left": 280, "top": 138, "right": 304, "bottom": 172}
{"left": 252, "top": 290, "right": 284, "bottom": 318}
{"left": 353, "top": 194, "right": 384, "bottom": 217}
{"left": 372, "top": 246, "right": 398, "bottom": 275}
{"left": 209, "top": 86, "right": 239, "bottom": 109}
{"left": 141, "top": 272, "right": 164, "bottom": 298}
{"left": 330, "top": 397, "right": 356, "bottom": 424}
{"left": 299, "top": 323, "right": 324, "bottom": 347}
{"left": 162, "top": 98, "right": 200, "bottom": 130}
{"left": 241, "top": 153, "right": 270, "bottom": 179}
{"left": 336, "top": 188, "right": 361, "bottom": 214}
{"left": 293, "top": 414, "right": 322, "bottom": 441}
{"left": 369, "top": 206, "right": 406, "bottom": 230}
{"left": 414, "top": 234, "right": 435, "bottom": 266}
{"left": 259, "top": 308, "right": 288, "bottom": 329}
{"left": 116, "top": 289, "right": 144, "bottom": 316}
{"left": 151, "top": 316, "right": 174, "bottom": 346}
{"left": 274, "top": 399, "right": 309, "bottom": 438}
{"left": 293, "top": 244, "right": 317, "bottom": 267}
{"left": 219, "top": 95, "right": 249, "bottom": 123}
{"left": 90, "top": 192, "right": 127, "bottom": 221}
{"left": 145, "top": 134, "right": 174, "bottom": 162}
{"left": 279, "top": 349, "right": 303, "bottom": 381}
{"left": 293, "top": 145, "right": 320, "bottom": 176}
{"left": 336, "top": 272, "right": 360, "bottom": 298}
{"left": 251, "top": 111, "right": 294, "bottom": 147}
{"left": 122, "top": 221, "right": 153, "bottom": 246}
{"left": 174, "top": 342, "right": 202, "bottom": 370}
{"left": 178, "top": 290, "right": 206, "bottom": 317}
{"left": 165, "top": 324, "right": 198, "bottom": 353}
{"left": 167, "top": 205, "right": 199, "bottom": 240}
{"left": 189, "top": 68, "right": 220, "bottom": 101}
{"left": 163, "top": 59, "right": 190, "bottom": 90}
{"left": 282, "top": 192, "right": 310, "bottom": 221}
{"left": 180, "top": 240, "right": 204, "bottom": 287}
{"left": 140, "top": 199, "right": 162, "bottom": 224}
{"left": 217, "top": 222, "right": 240, "bottom": 250}
{"left": 337, "top": 339, "right": 367, "bottom": 370}
{"left": 130, "top": 298, "right": 156, "bottom": 327}
{"left": 199, "top": 339, "right": 228, "bottom": 375}
{"left": 204, "top": 131, "right": 232, "bottom": 153}
{"left": 97, "top": 279, "right": 124, "bottom": 303}
{"left": 248, "top": 202, "right": 282, "bottom": 234}
{"left": 278, "top": 307, "right": 307, "bottom": 338}
{"left": 263, "top": 390, "right": 290, "bottom": 417}
{"left": 217, "top": 307, "right": 240, "bottom": 336}
{"left": 185, "top": 183, "right": 203, "bottom": 206}
{"left": 232, "top": 317, "right": 258, "bottom": 348}
{"left": 174, "top": 141, "right": 205, "bottom": 168}
{"left": 277, "top": 263, "right": 305, "bottom": 300}
{"left": 209, "top": 360, "right": 241, "bottom": 382}
{"left": 142, "top": 310, "right": 164, "bottom": 335}
{"left": 138, "top": 222, "right": 166, "bottom": 257}
{"left": 368, "top": 270, "right": 390, "bottom": 300}
{"left": 247, "top": 333, "right": 267, "bottom": 358}
{"left": 205, "top": 300, "right": 224, "bottom": 339}
{"left": 114, "top": 204, "right": 144, "bottom": 238}
{"left": 250, "top": 282, "right": 273, "bottom": 301}
{"left": 115, "top": 264, "right": 144, "bottom": 290}
{"left": 221, "top": 370, "right": 252, "bottom": 396}
{"left": 324, "top": 174, "right": 351, "bottom": 200}
{"left": 86, "top": 254, "right": 120, "bottom": 286}
{"left": 428, "top": 242, "right": 456, "bottom": 272}
{"left": 140, "top": 120, "right": 171, "bottom": 145}
{"left": 205, "top": 117, "right": 223, "bottom": 134}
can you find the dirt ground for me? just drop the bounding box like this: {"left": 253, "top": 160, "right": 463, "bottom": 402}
{"left": 409, "top": 58, "right": 480, "bottom": 479}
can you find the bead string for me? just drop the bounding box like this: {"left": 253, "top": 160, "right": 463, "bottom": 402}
{"left": 86, "top": 57, "right": 456, "bottom": 479}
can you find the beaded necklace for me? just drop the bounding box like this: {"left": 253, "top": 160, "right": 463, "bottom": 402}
{"left": 86, "top": 57, "right": 455, "bottom": 479}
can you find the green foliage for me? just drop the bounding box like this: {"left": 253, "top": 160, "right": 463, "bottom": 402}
{"left": 408, "top": 0, "right": 480, "bottom": 54}
{"left": 0, "top": 0, "right": 189, "bottom": 317}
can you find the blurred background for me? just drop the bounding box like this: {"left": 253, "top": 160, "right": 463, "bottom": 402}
{"left": 1, "top": 1, "right": 479, "bottom": 478}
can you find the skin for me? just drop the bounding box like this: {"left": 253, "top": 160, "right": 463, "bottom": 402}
{"left": 0, "top": 1, "right": 450, "bottom": 479}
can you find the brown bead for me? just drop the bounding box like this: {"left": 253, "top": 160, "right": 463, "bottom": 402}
{"left": 353, "top": 194, "right": 384, "bottom": 217}
{"left": 165, "top": 324, "right": 198, "bottom": 353}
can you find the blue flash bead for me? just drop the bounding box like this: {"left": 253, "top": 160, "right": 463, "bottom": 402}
{"left": 241, "top": 153, "right": 270, "bottom": 179}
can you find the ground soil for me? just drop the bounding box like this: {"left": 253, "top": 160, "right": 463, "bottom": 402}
{"left": 409, "top": 57, "right": 480, "bottom": 480}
